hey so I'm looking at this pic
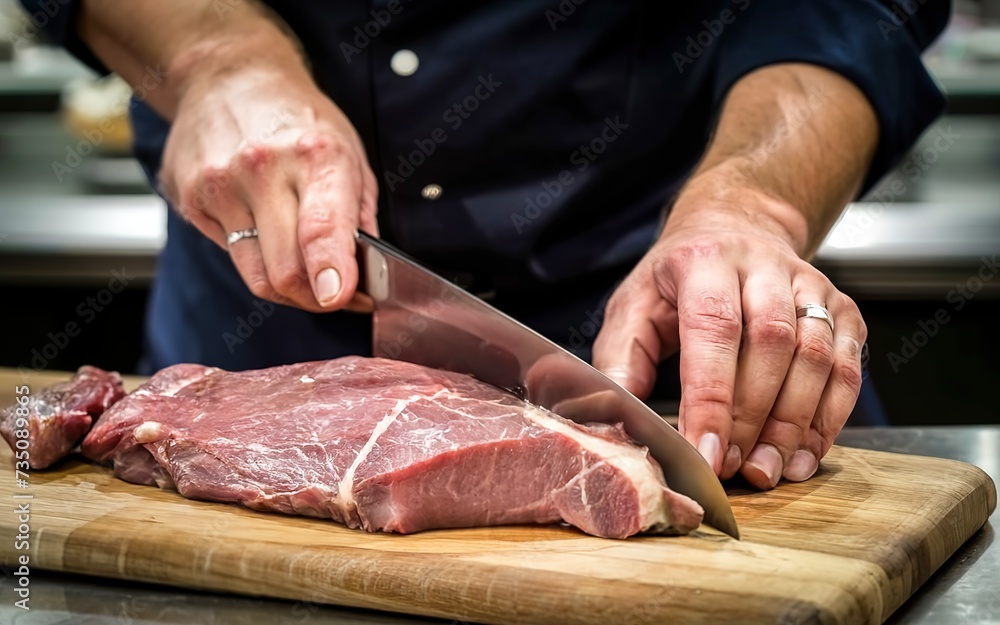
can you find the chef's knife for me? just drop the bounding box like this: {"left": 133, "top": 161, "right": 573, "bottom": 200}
{"left": 355, "top": 230, "right": 739, "bottom": 539}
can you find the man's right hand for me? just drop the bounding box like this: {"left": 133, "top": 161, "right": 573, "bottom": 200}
{"left": 78, "top": 0, "right": 379, "bottom": 312}
{"left": 161, "top": 65, "right": 380, "bottom": 312}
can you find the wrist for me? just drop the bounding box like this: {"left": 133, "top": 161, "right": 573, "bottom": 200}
{"left": 666, "top": 163, "right": 812, "bottom": 257}
{"left": 167, "top": 28, "right": 311, "bottom": 117}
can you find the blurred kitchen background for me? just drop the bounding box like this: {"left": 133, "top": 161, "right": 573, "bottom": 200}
{"left": 0, "top": 0, "right": 997, "bottom": 426}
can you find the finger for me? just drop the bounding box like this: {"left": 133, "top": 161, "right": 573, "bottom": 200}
{"left": 722, "top": 269, "right": 796, "bottom": 480}
{"left": 185, "top": 165, "right": 279, "bottom": 302}
{"left": 592, "top": 268, "right": 679, "bottom": 400}
{"left": 216, "top": 214, "right": 277, "bottom": 304}
{"left": 293, "top": 135, "right": 365, "bottom": 310}
{"left": 743, "top": 283, "right": 834, "bottom": 489}
{"left": 236, "top": 145, "right": 322, "bottom": 310}
{"left": 179, "top": 198, "right": 228, "bottom": 249}
{"left": 802, "top": 294, "right": 867, "bottom": 463}
{"left": 170, "top": 174, "right": 227, "bottom": 249}
{"left": 359, "top": 161, "right": 380, "bottom": 237}
{"left": 675, "top": 260, "right": 742, "bottom": 476}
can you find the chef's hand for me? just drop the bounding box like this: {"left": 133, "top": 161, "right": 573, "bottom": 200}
{"left": 592, "top": 63, "right": 876, "bottom": 490}
{"left": 160, "top": 66, "right": 379, "bottom": 312}
{"left": 75, "top": 0, "right": 378, "bottom": 312}
{"left": 593, "top": 185, "right": 867, "bottom": 490}
{"left": 594, "top": 185, "right": 866, "bottom": 489}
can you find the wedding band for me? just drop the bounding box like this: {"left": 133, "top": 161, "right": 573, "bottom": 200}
{"left": 227, "top": 228, "right": 259, "bottom": 246}
{"left": 796, "top": 304, "right": 834, "bottom": 333}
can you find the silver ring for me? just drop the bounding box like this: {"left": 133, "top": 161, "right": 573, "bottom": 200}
{"left": 227, "top": 228, "right": 258, "bottom": 246}
{"left": 796, "top": 304, "right": 834, "bottom": 333}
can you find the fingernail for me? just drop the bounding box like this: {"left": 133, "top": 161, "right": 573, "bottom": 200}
{"left": 697, "top": 432, "right": 722, "bottom": 473}
{"left": 603, "top": 366, "right": 630, "bottom": 388}
{"left": 722, "top": 444, "right": 741, "bottom": 477}
{"left": 316, "top": 267, "right": 342, "bottom": 306}
{"left": 784, "top": 449, "right": 819, "bottom": 482}
{"left": 745, "top": 444, "right": 783, "bottom": 489}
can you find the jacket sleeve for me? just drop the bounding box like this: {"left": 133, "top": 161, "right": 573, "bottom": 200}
{"left": 712, "top": 0, "right": 951, "bottom": 192}
{"left": 18, "top": 0, "right": 108, "bottom": 73}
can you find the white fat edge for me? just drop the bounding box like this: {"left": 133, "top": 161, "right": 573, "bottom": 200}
{"left": 521, "top": 406, "right": 675, "bottom": 531}
{"left": 133, "top": 421, "right": 169, "bottom": 444}
{"left": 337, "top": 396, "right": 417, "bottom": 517}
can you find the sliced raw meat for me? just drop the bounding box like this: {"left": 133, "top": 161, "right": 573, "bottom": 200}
{"left": 0, "top": 361, "right": 706, "bottom": 538}
{"left": 1, "top": 366, "right": 125, "bottom": 469}
{"left": 82, "top": 357, "right": 703, "bottom": 538}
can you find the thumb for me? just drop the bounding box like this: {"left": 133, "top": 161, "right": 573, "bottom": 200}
{"left": 592, "top": 279, "right": 679, "bottom": 400}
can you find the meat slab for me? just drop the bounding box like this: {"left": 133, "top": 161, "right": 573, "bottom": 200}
{"left": 82, "top": 356, "right": 703, "bottom": 538}
{"left": 1, "top": 366, "right": 125, "bottom": 469}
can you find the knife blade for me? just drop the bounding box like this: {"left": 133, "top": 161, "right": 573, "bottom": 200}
{"left": 355, "top": 230, "right": 739, "bottom": 539}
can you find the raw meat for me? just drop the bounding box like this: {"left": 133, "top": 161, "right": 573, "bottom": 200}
{"left": 1, "top": 366, "right": 125, "bottom": 469}
{"left": 82, "top": 357, "right": 703, "bottom": 538}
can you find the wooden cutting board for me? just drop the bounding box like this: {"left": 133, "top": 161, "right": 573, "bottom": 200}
{"left": 0, "top": 369, "right": 994, "bottom": 625}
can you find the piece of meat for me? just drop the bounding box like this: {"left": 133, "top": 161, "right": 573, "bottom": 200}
{"left": 1, "top": 366, "right": 126, "bottom": 469}
{"left": 82, "top": 357, "right": 703, "bottom": 538}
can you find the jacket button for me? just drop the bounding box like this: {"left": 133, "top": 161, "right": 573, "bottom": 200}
{"left": 390, "top": 50, "right": 419, "bottom": 76}
{"left": 421, "top": 184, "right": 443, "bottom": 200}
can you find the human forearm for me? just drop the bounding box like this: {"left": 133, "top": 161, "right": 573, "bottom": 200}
{"left": 77, "top": 0, "right": 309, "bottom": 120}
{"left": 671, "top": 63, "right": 879, "bottom": 258}
{"left": 77, "top": 1, "right": 378, "bottom": 312}
{"left": 596, "top": 63, "right": 872, "bottom": 487}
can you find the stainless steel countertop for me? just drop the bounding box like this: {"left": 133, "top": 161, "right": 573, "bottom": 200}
{"left": 2, "top": 196, "right": 999, "bottom": 297}
{"left": 0, "top": 426, "right": 995, "bottom": 624}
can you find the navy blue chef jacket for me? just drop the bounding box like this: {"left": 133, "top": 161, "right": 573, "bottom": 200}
{"left": 23, "top": 1, "right": 948, "bottom": 414}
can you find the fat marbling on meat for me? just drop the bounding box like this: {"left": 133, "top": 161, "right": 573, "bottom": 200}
{"left": 81, "top": 356, "right": 704, "bottom": 538}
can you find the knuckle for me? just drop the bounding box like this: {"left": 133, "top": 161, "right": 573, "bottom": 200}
{"left": 236, "top": 143, "right": 276, "bottom": 172}
{"left": 685, "top": 385, "right": 734, "bottom": 416}
{"left": 681, "top": 293, "right": 740, "bottom": 339}
{"left": 298, "top": 209, "right": 339, "bottom": 248}
{"left": 665, "top": 239, "right": 725, "bottom": 271}
{"left": 177, "top": 185, "right": 208, "bottom": 218}
{"left": 245, "top": 275, "right": 274, "bottom": 301}
{"left": 295, "top": 133, "right": 348, "bottom": 161}
{"left": 603, "top": 289, "right": 629, "bottom": 319}
{"left": 745, "top": 314, "right": 796, "bottom": 350}
{"left": 834, "top": 357, "right": 864, "bottom": 393}
{"left": 272, "top": 270, "right": 305, "bottom": 296}
{"left": 199, "top": 165, "right": 231, "bottom": 192}
{"left": 797, "top": 333, "right": 835, "bottom": 369}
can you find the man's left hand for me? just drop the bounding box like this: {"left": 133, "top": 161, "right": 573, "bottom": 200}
{"left": 593, "top": 180, "right": 867, "bottom": 490}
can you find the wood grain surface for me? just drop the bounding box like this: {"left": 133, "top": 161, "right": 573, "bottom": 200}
{"left": 0, "top": 368, "right": 994, "bottom": 625}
